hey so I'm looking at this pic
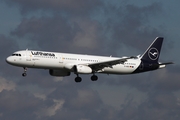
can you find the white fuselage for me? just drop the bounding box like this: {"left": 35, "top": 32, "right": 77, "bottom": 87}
{"left": 6, "top": 50, "right": 141, "bottom": 75}
{"left": 6, "top": 37, "right": 172, "bottom": 82}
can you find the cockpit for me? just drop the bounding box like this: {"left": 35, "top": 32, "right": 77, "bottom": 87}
{"left": 6, "top": 50, "right": 27, "bottom": 66}
{"left": 12, "top": 53, "right": 22, "bottom": 56}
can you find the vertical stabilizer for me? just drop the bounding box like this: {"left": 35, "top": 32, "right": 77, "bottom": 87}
{"left": 140, "top": 37, "right": 163, "bottom": 63}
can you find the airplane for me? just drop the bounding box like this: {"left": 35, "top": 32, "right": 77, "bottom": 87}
{"left": 6, "top": 37, "right": 173, "bottom": 82}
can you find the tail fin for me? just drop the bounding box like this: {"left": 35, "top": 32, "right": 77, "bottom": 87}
{"left": 140, "top": 37, "right": 163, "bottom": 63}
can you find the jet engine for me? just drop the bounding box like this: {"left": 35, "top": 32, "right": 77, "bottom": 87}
{"left": 49, "top": 69, "right": 70, "bottom": 76}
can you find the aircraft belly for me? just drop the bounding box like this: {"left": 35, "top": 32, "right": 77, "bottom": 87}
{"left": 35, "top": 61, "right": 62, "bottom": 69}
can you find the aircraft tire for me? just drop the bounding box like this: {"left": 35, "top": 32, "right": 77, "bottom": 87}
{"left": 91, "top": 75, "right": 98, "bottom": 81}
{"left": 22, "top": 73, "right": 27, "bottom": 77}
{"left": 75, "top": 77, "right": 82, "bottom": 82}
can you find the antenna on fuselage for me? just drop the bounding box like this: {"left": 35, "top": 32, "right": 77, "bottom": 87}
{"left": 26, "top": 48, "right": 28, "bottom": 51}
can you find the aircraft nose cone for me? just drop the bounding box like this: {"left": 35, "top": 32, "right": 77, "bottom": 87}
{"left": 6, "top": 57, "right": 12, "bottom": 64}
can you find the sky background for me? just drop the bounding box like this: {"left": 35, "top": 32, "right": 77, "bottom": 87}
{"left": 0, "top": 0, "right": 180, "bottom": 120}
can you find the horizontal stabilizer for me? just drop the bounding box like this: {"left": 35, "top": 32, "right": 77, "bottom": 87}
{"left": 158, "top": 62, "right": 174, "bottom": 69}
{"left": 159, "top": 62, "right": 174, "bottom": 65}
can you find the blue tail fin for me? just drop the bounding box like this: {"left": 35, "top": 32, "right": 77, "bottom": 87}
{"left": 140, "top": 37, "right": 163, "bottom": 63}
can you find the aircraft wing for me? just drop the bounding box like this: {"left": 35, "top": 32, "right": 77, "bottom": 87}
{"left": 86, "top": 57, "right": 135, "bottom": 72}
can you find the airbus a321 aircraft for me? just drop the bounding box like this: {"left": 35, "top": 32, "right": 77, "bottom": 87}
{"left": 6, "top": 37, "right": 173, "bottom": 82}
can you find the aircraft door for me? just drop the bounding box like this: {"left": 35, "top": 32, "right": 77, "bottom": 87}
{"left": 59, "top": 55, "right": 64, "bottom": 64}
{"left": 25, "top": 50, "right": 35, "bottom": 66}
{"left": 26, "top": 50, "right": 31, "bottom": 61}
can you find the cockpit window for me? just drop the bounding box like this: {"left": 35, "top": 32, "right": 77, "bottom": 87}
{"left": 12, "top": 54, "right": 21, "bottom": 56}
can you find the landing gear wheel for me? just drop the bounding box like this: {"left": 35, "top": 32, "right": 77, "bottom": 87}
{"left": 75, "top": 77, "right": 82, "bottom": 83}
{"left": 22, "top": 67, "right": 27, "bottom": 77}
{"left": 91, "top": 75, "right": 98, "bottom": 81}
{"left": 22, "top": 73, "right": 27, "bottom": 77}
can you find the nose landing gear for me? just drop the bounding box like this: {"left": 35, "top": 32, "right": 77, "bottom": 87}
{"left": 22, "top": 67, "right": 27, "bottom": 77}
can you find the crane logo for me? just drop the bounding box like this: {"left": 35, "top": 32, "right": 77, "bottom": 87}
{"left": 148, "top": 48, "right": 159, "bottom": 60}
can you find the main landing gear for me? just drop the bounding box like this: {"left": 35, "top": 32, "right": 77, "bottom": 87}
{"left": 75, "top": 76, "right": 82, "bottom": 82}
{"left": 74, "top": 74, "right": 98, "bottom": 83}
{"left": 22, "top": 67, "right": 27, "bottom": 77}
{"left": 91, "top": 75, "right": 98, "bottom": 81}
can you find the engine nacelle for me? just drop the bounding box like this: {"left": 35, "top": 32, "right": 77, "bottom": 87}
{"left": 49, "top": 69, "right": 70, "bottom": 76}
{"left": 76, "top": 65, "right": 92, "bottom": 74}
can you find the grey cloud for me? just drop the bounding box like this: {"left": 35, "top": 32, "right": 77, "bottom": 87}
{"left": 0, "top": 34, "right": 18, "bottom": 57}
{"left": 136, "top": 91, "right": 180, "bottom": 120}
{"left": 11, "top": 16, "right": 104, "bottom": 54}
{"left": 0, "top": 77, "right": 16, "bottom": 92}
{"left": 8, "top": 1, "right": 165, "bottom": 55}
{"left": 103, "top": 2, "right": 164, "bottom": 54}
{"left": 11, "top": 16, "right": 75, "bottom": 51}
{"left": 38, "top": 85, "right": 118, "bottom": 120}
{"left": 0, "top": 90, "right": 41, "bottom": 120}
{"left": 0, "top": 84, "right": 111, "bottom": 120}
{"left": 1, "top": 1, "right": 179, "bottom": 120}
{"left": 0, "top": 34, "right": 20, "bottom": 77}
{"left": 35, "top": 99, "right": 65, "bottom": 118}
{"left": 148, "top": 91, "right": 178, "bottom": 109}
{"left": 100, "top": 66, "right": 176, "bottom": 93}
{"left": 116, "top": 91, "right": 180, "bottom": 120}
{"left": 4, "top": 0, "right": 102, "bottom": 15}
{"left": 71, "top": 18, "right": 102, "bottom": 49}
{"left": 153, "top": 65, "right": 180, "bottom": 91}
{"left": 67, "top": 89, "right": 102, "bottom": 110}
{"left": 100, "top": 73, "right": 153, "bottom": 92}
{"left": 51, "top": 104, "right": 118, "bottom": 120}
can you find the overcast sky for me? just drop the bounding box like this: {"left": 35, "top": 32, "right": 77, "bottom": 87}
{"left": 0, "top": 0, "right": 180, "bottom": 120}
